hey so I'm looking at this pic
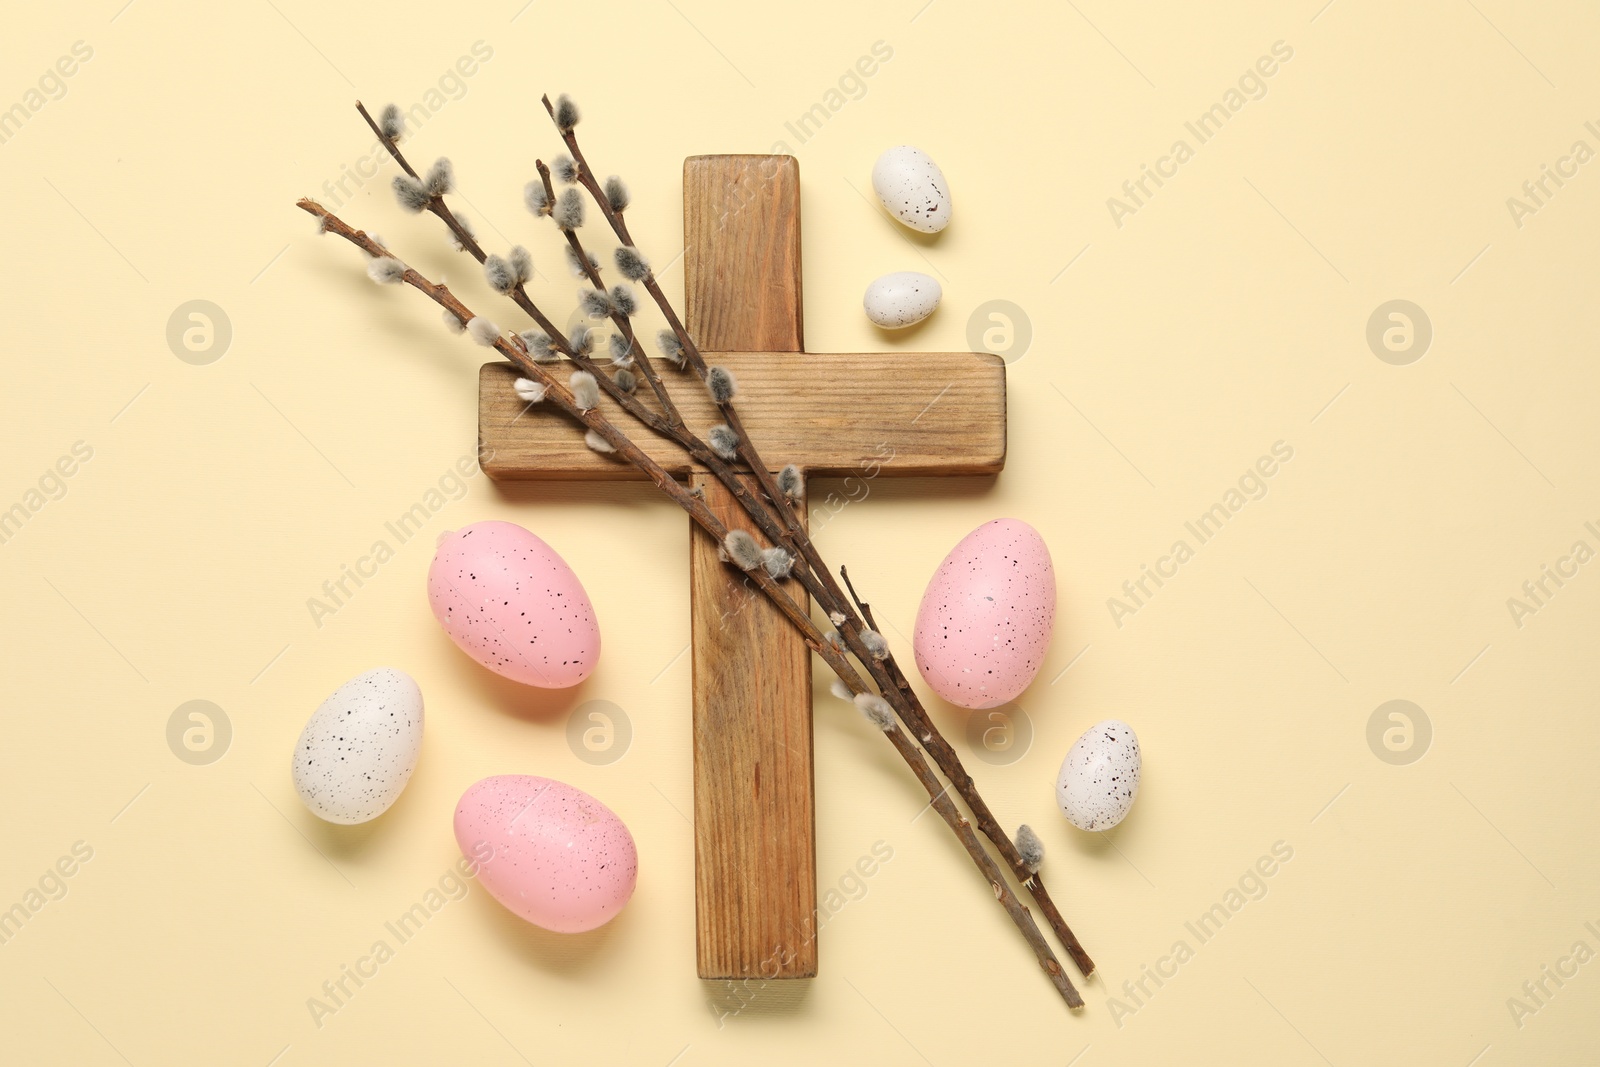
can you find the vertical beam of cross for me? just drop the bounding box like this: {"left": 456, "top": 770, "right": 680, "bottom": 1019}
{"left": 683, "top": 155, "right": 817, "bottom": 980}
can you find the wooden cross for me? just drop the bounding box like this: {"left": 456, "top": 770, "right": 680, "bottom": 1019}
{"left": 478, "top": 155, "right": 1005, "bottom": 979}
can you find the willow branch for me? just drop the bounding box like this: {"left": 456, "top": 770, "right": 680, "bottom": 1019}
{"left": 357, "top": 101, "right": 487, "bottom": 263}
{"left": 541, "top": 96, "right": 1095, "bottom": 978}
{"left": 352, "top": 102, "right": 803, "bottom": 561}
{"left": 841, "top": 568, "right": 1094, "bottom": 977}
{"left": 535, "top": 158, "right": 681, "bottom": 427}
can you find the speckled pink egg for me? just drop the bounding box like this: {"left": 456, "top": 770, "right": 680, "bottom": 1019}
{"left": 912, "top": 518, "right": 1056, "bottom": 709}
{"left": 454, "top": 774, "right": 637, "bottom": 933}
{"left": 428, "top": 521, "right": 599, "bottom": 688}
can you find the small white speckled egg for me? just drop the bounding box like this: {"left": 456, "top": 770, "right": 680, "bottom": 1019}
{"left": 863, "top": 271, "right": 942, "bottom": 329}
{"left": 1055, "top": 720, "right": 1140, "bottom": 831}
{"left": 871, "top": 145, "right": 951, "bottom": 233}
{"left": 292, "top": 668, "right": 424, "bottom": 825}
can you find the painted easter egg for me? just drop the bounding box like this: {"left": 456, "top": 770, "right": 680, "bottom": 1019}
{"left": 453, "top": 774, "right": 637, "bottom": 933}
{"left": 912, "top": 518, "right": 1056, "bottom": 709}
{"left": 428, "top": 521, "right": 599, "bottom": 688}
{"left": 291, "top": 667, "right": 424, "bottom": 824}
{"left": 1055, "top": 719, "right": 1141, "bottom": 831}
{"left": 863, "top": 271, "right": 942, "bottom": 329}
{"left": 871, "top": 145, "right": 951, "bottom": 233}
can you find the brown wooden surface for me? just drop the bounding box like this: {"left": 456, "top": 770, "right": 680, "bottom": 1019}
{"left": 686, "top": 155, "right": 816, "bottom": 979}
{"left": 689, "top": 471, "right": 814, "bottom": 979}
{"left": 478, "top": 350, "right": 1005, "bottom": 480}
{"left": 685, "top": 155, "right": 805, "bottom": 353}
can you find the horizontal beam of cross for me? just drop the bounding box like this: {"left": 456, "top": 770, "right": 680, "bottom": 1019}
{"left": 478, "top": 351, "right": 1005, "bottom": 479}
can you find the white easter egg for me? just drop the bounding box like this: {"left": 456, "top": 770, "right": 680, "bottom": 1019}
{"left": 863, "top": 271, "right": 942, "bottom": 329}
{"left": 1055, "top": 720, "right": 1141, "bottom": 831}
{"left": 871, "top": 145, "right": 951, "bottom": 233}
{"left": 291, "top": 668, "right": 424, "bottom": 824}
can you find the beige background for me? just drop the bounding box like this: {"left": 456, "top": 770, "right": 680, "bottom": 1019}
{"left": 2, "top": 0, "right": 1597, "bottom": 1063}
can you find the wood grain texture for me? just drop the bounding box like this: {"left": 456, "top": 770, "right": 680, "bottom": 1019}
{"left": 690, "top": 472, "right": 815, "bottom": 979}
{"left": 478, "top": 350, "right": 1006, "bottom": 480}
{"left": 685, "top": 155, "right": 804, "bottom": 353}
{"left": 686, "top": 155, "right": 815, "bottom": 980}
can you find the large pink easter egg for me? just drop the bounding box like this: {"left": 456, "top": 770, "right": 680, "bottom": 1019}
{"left": 454, "top": 774, "right": 637, "bottom": 933}
{"left": 428, "top": 521, "right": 599, "bottom": 688}
{"left": 912, "top": 518, "right": 1056, "bottom": 709}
